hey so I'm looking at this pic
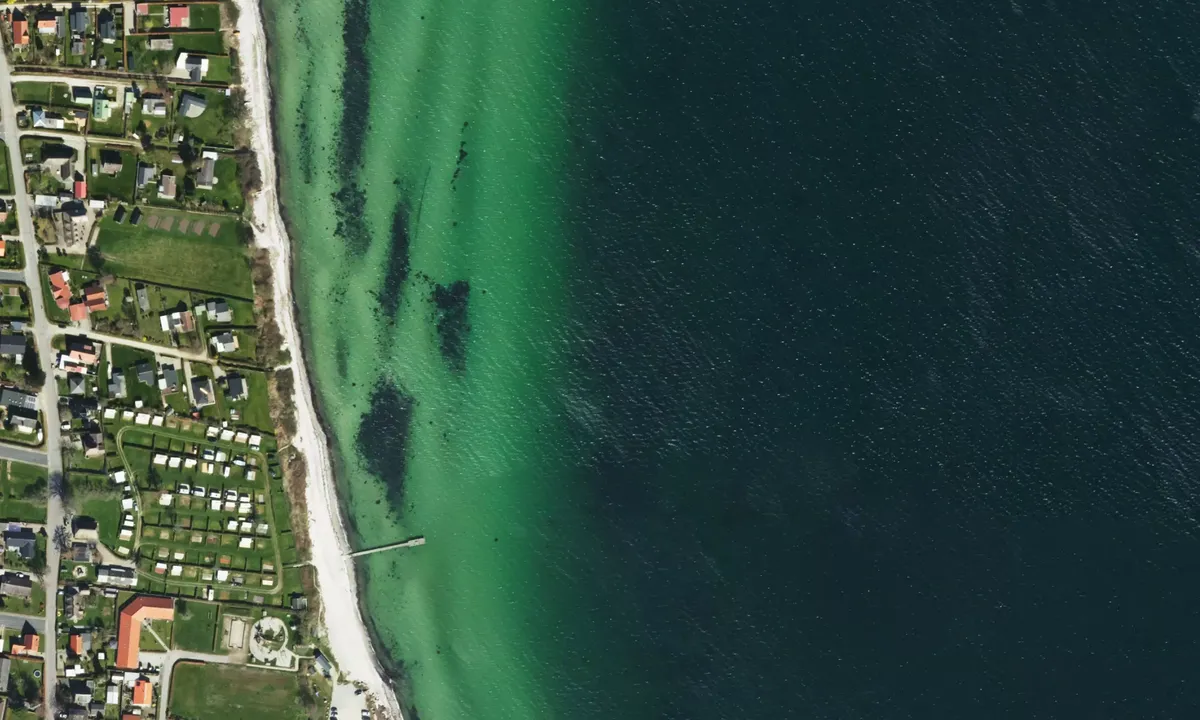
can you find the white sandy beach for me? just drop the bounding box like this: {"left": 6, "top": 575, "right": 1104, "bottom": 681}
{"left": 233, "top": 1, "right": 404, "bottom": 717}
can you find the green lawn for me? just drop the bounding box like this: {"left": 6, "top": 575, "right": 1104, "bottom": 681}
{"left": 80, "top": 494, "right": 122, "bottom": 551}
{"left": 87, "top": 146, "right": 137, "bottom": 202}
{"left": 0, "top": 242, "right": 24, "bottom": 271}
{"left": 0, "top": 284, "right": 30, "bottom": 319}
{"left": 173, "top": 599, "right": 220, "bottom": 652}
{"left": 12, "top": 82, "right": 72, "bottom": 108}
{"left": 0, "top": 460, "right": 47, "bottom": 523}
{"left": 191, "top": 156, "right": 243, "bottom": 212}
{"left": 95, "top": 213, "right": 252, "bottom": 297}
{"left": 222, "top": 370, "right": 272, "bottom": 433}
{"left": 169, "top": 663, "right": 306, "bottom": 720}
{"left": 0, "top": 140, "right": 12, "bottom": 195}
{"left": 7, "top": 657, "right": 42, "bottom": 715}
{"left": 189, "top": 4, "right": 223, "bottom": 30}
{"left": 19, "top": 135, "right": 75, "bottom": 165}
{"left": 176, "top": 88, "right": 239, "bottom": 147}
{"left": 111, "top": 343, "right": 161, "bottom": 408}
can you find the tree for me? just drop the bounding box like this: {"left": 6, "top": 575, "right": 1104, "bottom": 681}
{"left": 85, "top": 243, "right": 104, "bottom": 271}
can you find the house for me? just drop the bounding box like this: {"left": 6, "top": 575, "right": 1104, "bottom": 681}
{"left": 159, "top": 309, "right": 194, "bottom": 332}
{"left": 71, "top": 85, "right": 92, "bottom": 105}
{"left": 116, "top": 595, "right": 174, "bottom": 669}
{"left": 4, "top": 528, "right": 36, "bottom": 560}
{"left": 197, "top": 298, "right": 232, "bottom": 322}
{"left": 0, "top": 334, "right": 25, "bottom": 358}
{"left": 147, "top": 35, "right": 173, "bottom": 51}
{"left": 73, "top": 515, "right": 98, "bottom": 541}
{"left": 313, "top": 649, "right": 333, "bottom": 677}
{"left": 109, "top": 371, "right": 127, "bottom": 399}
{"left": 0, "top": 198, "right": 8, "bottom": 222}
{"left": 113, "top": 205, "right": 127, "bottom": 224}
{"left": 97, "top": 10, "right": 115, "bottom": 43}
{"left": 94, "top": 95, "right": 112, "bottom": 121}
{"left": 131, "top": 678, "right": 152, "bottom": 706}
{"left": 159, "top": 363, "right": 179, "bottom": 391}
{"left": 10, "top": 632, "right": 39, "bottom": 655}
{"left": 210, "top": 332, "right": 238, "bottom": 354}
{"left": 135, "top": 286, "right": 150, "bottom": 314}
{"left": 31, "top": 107, "right": 65, "bottom": 130}
{"left": 0, "top": 388, "right": 37, "bottom": 411}
{"left": 166, "top": 4, "right": 190, "bottom": 28}
{"left": 69, "top": 301, "right": 87, "bottom": 322}
{"left": 99, "top": 150, "right": 123, "bottom": 175}
{"left": 67, "top": 373, "right": 85, "bottom": 396}
{"left": 135, "top": 361, "right": 154, "bottom": 385}
{"left": 69, "top": 6, "right": 86, "bottom": 33}
{"left": 226, "top": 374, "right": 247, "bottom": 401}
{"left": 135, "top": 163, "right": 156, "bottom": 188}
{"left": 36, "top": 16, "right": 57, "bottom": 34}
{"left": 158, "top": 172, "right": 176, "bottom": 200}
{"left": 0, "top": 573, "right": 32, "bottom": 599}
{"left": 175, "top": 52, "right": 209, "bottom": 81}
{"left": 82, "top": 431, "right": 103, "bottom": 457}
{"left": 178, "top": 91, "right": 207, "bottom": 118}
{"left": 140, "top": 96, "right": 167, "bottom": 117}
{"left": 11, "top": 17, "right": 28, "bottom": 47}
{"left": 70, "top": 37, "right": 84, "bottom": 55}
{"left": 70, "top": 542, "right": 90, "bottom": 562}
{"left": 196, "top": 152, "right": 217, "bottom": 189}
{"left": 97, "top": 564, "right": 136, "bottom": 588}
{"left": 191, "top": 376, "right": 215, "bottom": 407}
{"left": 7, "top": 411, "right": 37, "bottom": 435}
{"left": 49, "top": 268, "right": 72, "bottom": 309}
{"left": 84, "top": 283, "right": 106, "bottom": 312}
{"left": 74, "top": 178, "right": 87, "bottom": 200}
{"left": 66, "top": 336, "right": 100, "bottom": 365}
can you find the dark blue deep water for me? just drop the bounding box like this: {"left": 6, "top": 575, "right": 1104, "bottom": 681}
{"left": 566, "top": 1, "right": 1200, "bottom": 717}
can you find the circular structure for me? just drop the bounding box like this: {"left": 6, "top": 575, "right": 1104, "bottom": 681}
{"left": 32, "top": 670, "right": 40, "bottom": 679}
{"left": 72, "top": 566, "right": 87, "bottom": 579}
{"left": 248, "top": 616, "right": 293, "bottom": 667}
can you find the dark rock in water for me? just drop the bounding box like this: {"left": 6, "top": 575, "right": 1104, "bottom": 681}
{"left": 432, "top": 281, "right": 470, "bottom": 373}
{"left": 380, "top": 198, "right": 411, "bottom": 317}
{"left": 355, "top": 379, "right": 415, "bottom": 511}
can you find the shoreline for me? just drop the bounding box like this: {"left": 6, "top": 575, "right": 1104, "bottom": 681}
{"left": 231, "top": 1, "right": 404, "bottom": 717}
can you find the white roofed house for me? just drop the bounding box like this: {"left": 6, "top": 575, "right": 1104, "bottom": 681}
{"left": 210, "top": 331, "right": 239, "bottom": 354}
{"left": 141, "top": 96, "right": 168, "bottom": 117}
{"left": 174, "top": 52, "right": 210, "bottom": 81}
{"left": 196, "top": 151, "right": 218, "bottom": 190}
{"left": 158, "top": 172, "right": 177, "bottom": 200}
{"left": 196, "top": 298, "right": 232, "bottom": 323}
{"left": 178, "top": 91, "right": 207, "bottom": 118}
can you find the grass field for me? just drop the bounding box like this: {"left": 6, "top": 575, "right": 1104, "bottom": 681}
{"left": 169, "top": 663, "right": 306, "bottom": 720}
{"left": 12, "top": 82, "right": 72, "bottom": 108}
{"left": 0, "top": 461, "right": 47, "bottom": 523}
{"left": 173, "top": 599, "right": 220, "bottom": 652}
{"left": 95, "top": 213, "right": 252, "bottom": 297}
{"left": 191, "top": 156, "right": 243, "bottom": 212}
{"left": 0, "top": 284, "right": 30, "bottom": 319}
{"left": 0, "top": 140, "right": 12, "bottom": 195}
{"left": 87, "top": 146, "right": 137, "bottom": 202}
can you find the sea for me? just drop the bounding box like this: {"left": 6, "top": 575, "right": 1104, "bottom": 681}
{"left": 260, "top": 0, "right": 1200, "bottom": 717}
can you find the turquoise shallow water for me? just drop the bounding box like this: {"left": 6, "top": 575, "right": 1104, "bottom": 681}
{"left": 267, "top": 0, "right": 1200, "bottom": 718}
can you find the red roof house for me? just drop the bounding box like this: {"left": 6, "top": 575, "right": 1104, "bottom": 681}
{"left": 117, "top": 595, "right": 175, "bottom": 669}
{"left": 68, "top": 633, "right": 82, "bottom": 655}
{"left": 73, "top": 179, "right": 87, "bottom": 199}
{"left": 69, "top": 301, "right": 87, "bottom": 322}
{"left": 48, "top": 269, "right": 72, "bottom": 309}
{"left": 131, "top": 678, "right": 153, "bottom": 706}
{"left": 166, "top": 5, "right": 189, "bottom": 27}
{"left": 11, "top": 18, "right": 28, "bottom": 47}
{"left": 83, "top": 285, "right": 107, "bottom": 312}
{"left": 135, "top": 3, "right": 149, "bottom": 15}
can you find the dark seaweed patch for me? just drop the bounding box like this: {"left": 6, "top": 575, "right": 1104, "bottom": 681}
{"left": 355, "top": 379, "right": 415, "bottom": 510}
{"left": 432, "top": 281, "right": 470, "bottom": 373}
{"left": 332, "top": 183, "right": 370, "bottom": 256}
{"left": 339, "top": 0, "right": 371, "bottom": 172}
{"left": 380, "top": 199, "right": 411, "bottom": 318}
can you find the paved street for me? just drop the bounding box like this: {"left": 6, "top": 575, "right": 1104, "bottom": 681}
{"left": 0, "top": 611, "right": 45, "bottom": 634}
{"left": 85, "top": 329, "right": 212, "bottom": 363}
{"left": 0, "top": 442, "right": 47, "bottom": 466}
{"left": 0, "top": 40, "right": 64, "bottom": 720}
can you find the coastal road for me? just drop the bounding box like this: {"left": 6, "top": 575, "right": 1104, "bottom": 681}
{"left": 0, "top": 40, "right": 65, "bottom": 720}
{"left": 0, "top": 442, "right": 47, "bottom": 466}
{"left": 155, "top": 651, "right": 241, "bottom": 720}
